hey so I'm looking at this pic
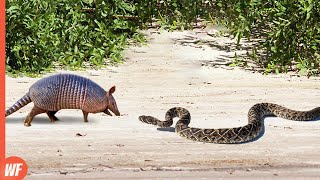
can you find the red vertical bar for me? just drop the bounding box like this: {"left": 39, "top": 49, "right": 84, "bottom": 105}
{"left": 0, "top": 0, "right": 6, "bottom": 162}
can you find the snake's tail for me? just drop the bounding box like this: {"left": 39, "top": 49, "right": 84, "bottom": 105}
{"left": 282, "top": 107, "right": 320, "bottom": 121}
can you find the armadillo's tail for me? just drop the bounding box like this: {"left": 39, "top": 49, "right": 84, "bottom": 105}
{"left": 5, "top": 93, "right": 31, "bottom": 117}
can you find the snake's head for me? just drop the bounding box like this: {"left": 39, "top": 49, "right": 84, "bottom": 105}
{"left": 139, "top": 115, "right": 153, "bottom": 124}
{"left": 138, "top": 115, "right": 146, "bottom": 122}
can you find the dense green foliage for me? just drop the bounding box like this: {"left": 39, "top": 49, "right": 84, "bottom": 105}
{"left": 211, "top": 0, "right": 320, "bottom": 75}
{"left": 6, "top": 0, "right": 142, "bottom": 75}
{"left": 6, "top": 0, "right": 320, "bottom": 76}
{"left": 133, "top": 0, "right": 208, "bottom": 30}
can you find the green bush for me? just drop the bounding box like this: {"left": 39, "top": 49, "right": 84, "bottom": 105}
{"left": 133, "top": 0, "right": 205, "bottom": 30}
{"left": 210, "top": 0, "right": 320, "bottom": 75}
{"left": 6, "top": 0, "right": 141, "bottom": 75}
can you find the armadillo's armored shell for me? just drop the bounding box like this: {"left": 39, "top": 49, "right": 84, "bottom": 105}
{"left": 29, "top": 74, "right": 107, "bottom": 113}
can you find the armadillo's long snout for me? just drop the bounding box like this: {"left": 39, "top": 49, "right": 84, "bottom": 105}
{"left": 114, "top": 110, "right": 120, "bottom": 116}
{"left": 104, "top": 108, "right": 120, "bottom": 116}
{"left": 111, "top": 108, "right": 120, "bottom": 116}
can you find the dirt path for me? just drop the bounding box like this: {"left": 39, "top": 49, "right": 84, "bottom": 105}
{"left": 5, "top": 30, "right": 320, "bottom": 179}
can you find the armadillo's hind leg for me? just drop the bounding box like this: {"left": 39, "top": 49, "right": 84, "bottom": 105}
{"left": 46, "top": 111, "right": 59, "bottom": 122}
{"left": 82, "top": 111, "right": 89, "bottom": 122}
{"left": 24, "top": 105, "right": 46, "bottom": 127}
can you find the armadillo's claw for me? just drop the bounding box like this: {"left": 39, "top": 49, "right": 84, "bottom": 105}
{"left": 24, "top": 118, "right": 31, "bottom": 127}
{"left": 24, "top": 123, "right": 31, "bottom": 127}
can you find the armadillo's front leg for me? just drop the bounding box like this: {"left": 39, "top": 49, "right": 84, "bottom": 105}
{"left": 82, "top": 111, "right": 89, "bottom": 122}
{"left": 46, "top": 111, "right": 59, "bottom": 122}
{"left": 24, "top": 105, "right": 46, "bottom": 127}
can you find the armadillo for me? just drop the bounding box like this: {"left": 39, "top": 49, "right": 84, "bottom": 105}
{"left": 6, "top": 73, "right": 120, "bottom": 126}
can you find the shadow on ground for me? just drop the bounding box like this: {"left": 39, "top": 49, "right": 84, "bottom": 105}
{"left": 6, "top": 116, "right": 98, "bottom": 125}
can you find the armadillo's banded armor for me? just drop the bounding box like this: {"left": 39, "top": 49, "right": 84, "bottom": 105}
{"left": 29, "top": 74, "right": 107, "bottom": 113}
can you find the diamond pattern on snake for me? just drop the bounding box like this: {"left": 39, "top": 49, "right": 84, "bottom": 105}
{"left": 139, "top": 103, "right": 320, "bottom": 144}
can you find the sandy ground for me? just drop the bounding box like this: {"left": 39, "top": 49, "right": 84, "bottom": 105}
{"left": 5, "top": 30, "right": 320, "bottom": 179}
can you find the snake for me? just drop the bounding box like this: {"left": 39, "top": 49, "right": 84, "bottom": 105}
{"left": 139, "top": 103, "right": 320, "bottom": 143}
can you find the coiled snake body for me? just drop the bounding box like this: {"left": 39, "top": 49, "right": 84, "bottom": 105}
{"left": 139, "top": 103, "right": 320, "bottom": 143}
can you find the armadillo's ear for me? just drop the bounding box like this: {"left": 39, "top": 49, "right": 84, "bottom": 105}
{"left": 108, "top": 86, "right": 116, "bottom": 95}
